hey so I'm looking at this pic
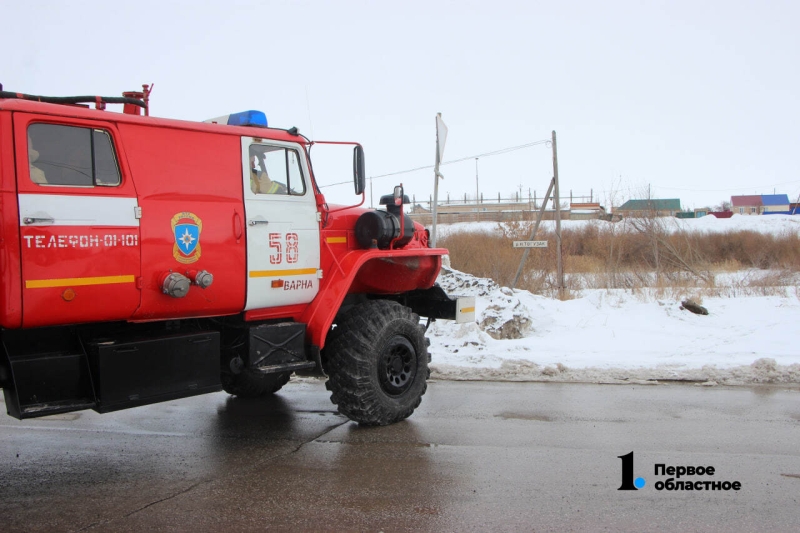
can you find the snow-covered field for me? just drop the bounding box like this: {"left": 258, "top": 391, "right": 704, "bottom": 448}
{"left": 435, "top": 211, "right": 800, "bottom": 239}
{"left": 427, "top": 215, "right": 800, "bottom": 385}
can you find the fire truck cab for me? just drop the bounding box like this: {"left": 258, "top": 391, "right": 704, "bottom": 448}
{"left": 0, "top": 86, "right": 474, "bottom": 426}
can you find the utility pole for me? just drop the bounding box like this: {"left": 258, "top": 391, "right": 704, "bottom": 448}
{"left": 511, "top": 177, "right": 555, "bottom": 289}
{"left": 552, "top": 130, "right": 565, "bottom": 299}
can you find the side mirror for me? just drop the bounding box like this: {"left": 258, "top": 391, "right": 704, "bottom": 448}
{"left": 353, "top": 145, "right": 366, "bottom": 195}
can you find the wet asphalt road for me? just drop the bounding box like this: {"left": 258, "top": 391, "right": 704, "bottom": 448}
{"left": 1, "top": 379, "right": 799, "bottom": 532}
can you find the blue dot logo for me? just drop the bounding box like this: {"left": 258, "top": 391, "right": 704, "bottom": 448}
{"left": 634, "top": 477, "right": 646, "bottom": 489}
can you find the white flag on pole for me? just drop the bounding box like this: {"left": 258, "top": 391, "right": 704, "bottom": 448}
{"left": 436, "top": 114, "right": 448, "bottom": 169}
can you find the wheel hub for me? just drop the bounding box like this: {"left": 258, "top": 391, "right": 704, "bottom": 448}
{"left": 379, "top": 336, "right": 417, "bottom": 396}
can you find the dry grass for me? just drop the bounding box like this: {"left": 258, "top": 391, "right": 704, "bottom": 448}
{"left": 439, "top": 219, "right": 800, "bottom": 298}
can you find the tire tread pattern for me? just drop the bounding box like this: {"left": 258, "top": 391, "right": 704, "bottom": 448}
{"left": 325, "top": 300, "right": 429, "bottom": 426}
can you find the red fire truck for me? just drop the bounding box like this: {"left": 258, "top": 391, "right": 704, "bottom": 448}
{"left": 0, "top": 85, "right": 473, "bottom": 426}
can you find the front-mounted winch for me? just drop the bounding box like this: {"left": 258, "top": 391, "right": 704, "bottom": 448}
{"left": 355, "top": 185, "right": 415, "bottom": 249}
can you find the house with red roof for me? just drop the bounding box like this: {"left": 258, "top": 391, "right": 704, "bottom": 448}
{"left": 730, "top": 195, "right": 762, "bottom": 215}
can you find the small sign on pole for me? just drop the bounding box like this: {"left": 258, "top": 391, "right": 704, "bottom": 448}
{"left": 513, "top": 240, "right": 548, "bottom": 248}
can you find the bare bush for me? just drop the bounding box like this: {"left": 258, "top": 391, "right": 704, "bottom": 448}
{"left": 439, "top": 218, "right": 800, "bottom": 296}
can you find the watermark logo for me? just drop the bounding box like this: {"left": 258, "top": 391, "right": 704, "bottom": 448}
{"left": 618, "top": 451, "right": 646, "bottom": 490}
{"left": 617, "top": 452, "right": 741, "bottom": 492}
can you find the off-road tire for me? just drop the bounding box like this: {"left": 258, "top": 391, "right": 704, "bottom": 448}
{"left": 325, "top": 300, "right": 429, "bottom": 426}
{"left": 221, "top": 370, "right": 291, "bottom": 398}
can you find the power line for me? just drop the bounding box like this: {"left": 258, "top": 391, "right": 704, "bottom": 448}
{"left": 319, "top": 140, "right": 550, "bottom": 188}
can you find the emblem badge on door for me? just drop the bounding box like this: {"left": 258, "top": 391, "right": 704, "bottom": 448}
{"left": 171, "top": 212, "right": 203, "bottom": 264}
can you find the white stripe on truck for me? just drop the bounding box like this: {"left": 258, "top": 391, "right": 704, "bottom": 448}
{"left": 18, "top": 194, "right": 140, "bottom": 227}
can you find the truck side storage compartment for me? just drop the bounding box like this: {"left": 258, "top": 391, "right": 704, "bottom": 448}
{"left": 248, "top": 322, "right": 314, "bottom": 373}
{"left": 87, "top": 330, "right": 221, "bottom": 413}
{"left": 1, "top": 329, "right": 96, "bottom": 419}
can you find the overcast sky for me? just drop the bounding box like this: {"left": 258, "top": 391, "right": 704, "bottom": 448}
{"left": 3, "top": 0, "right": 799, "bottom": 210}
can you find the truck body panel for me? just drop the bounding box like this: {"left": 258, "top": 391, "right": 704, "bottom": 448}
{"left": 0, "top": 89, "right": 463, "bottom": 425}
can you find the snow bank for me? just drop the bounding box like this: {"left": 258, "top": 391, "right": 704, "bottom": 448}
{"left": 427, "top": 266, "right": 800, "bottom": 385}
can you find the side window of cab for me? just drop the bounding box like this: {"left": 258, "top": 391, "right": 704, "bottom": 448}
{"left": 27, "top": 123, "right": 121, "bottom": 187}
{"left": 248, "top": 143, "right": 307, "bottom": 196}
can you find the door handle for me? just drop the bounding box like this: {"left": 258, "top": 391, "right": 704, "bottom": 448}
{"left": 23, "top": 217, "right": 54, "bottom": 225}
{"left": 248, "top": 220, "right": 269, "bottom": 226}
{"left": 233, "top": 211, "right": 243, "bottom": 239}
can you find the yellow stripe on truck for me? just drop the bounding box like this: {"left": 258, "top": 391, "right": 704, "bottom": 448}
{"left": 25, "top": 275, "right": 136, "bottom": 289}
{"left": 249, "top": 268, "right": 318, "bottom": 278}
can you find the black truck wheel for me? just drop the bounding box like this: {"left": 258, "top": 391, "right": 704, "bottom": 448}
{"left": 221, "top": 370, "right": 291, "bottom": 398}
{"left": 324, "top": 299, "right": 429, "bottom": 426}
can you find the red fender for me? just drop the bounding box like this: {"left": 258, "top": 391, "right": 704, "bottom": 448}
{"left": 300, "top": 247, "right": 446, "bottom": 349}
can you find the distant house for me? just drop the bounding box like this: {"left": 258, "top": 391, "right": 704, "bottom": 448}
{"left": 731, "top": 194, "right": 790, "bottom": 215}
{"left": 616, "top": 199, "right": 681, "bottom": 217}
{"left": 731, "top": 195, "right": 762, "bottom": 215}
{"left": 761, "top": 194, "right": 791, "bottom": 214}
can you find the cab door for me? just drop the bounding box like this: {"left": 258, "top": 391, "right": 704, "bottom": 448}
{"left": 242, "top": 137, "right": 320, "bottom": 310}
{"left": 15, "top": 116, "right": 141, "bottom": 328}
